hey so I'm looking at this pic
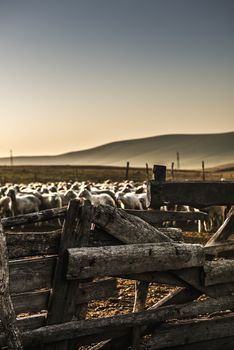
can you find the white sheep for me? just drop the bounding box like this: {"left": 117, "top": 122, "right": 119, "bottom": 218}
{"left": 40, "top": 193, "right": 62, "bottom": 210}
{"left": 6, "top": 188, "right": 41, "bottom": 216}
{"left": 116, "top": 192, "right": 143, "bottom": 210}
{"left": 78, "top": 188, "right": 116, "bottom": 207}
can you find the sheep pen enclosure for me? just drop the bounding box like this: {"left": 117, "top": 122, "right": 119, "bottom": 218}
{"left": 0, "top": 164, "right": 234, "bottom": 349}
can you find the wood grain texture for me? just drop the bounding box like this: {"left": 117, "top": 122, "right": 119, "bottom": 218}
{"left": 0, "top": 223, "right": 23, "bottom": 349}
{"left": 125, "top": 209, "right": 207, "bottom": 224}
{"left": 0, "top": 297, "right": 232, "bottom": 347}
{"left": 67, "top": 243, "right": 204, "bottom": 279}
{"left": 9, "top": 256, "right": 56, "bottom": 293}
{"left": 148, "top": 181, "right": 234, "bottom": 208}
{"left": 6, "top": 230, "right": 61, "bottom": 258}
{"left": 92, "top": 205, "right": 171, "bottom": 244}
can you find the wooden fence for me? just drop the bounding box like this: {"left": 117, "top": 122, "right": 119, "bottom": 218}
{"left": 0, "top": 165, "right": 234, "bottom": 349}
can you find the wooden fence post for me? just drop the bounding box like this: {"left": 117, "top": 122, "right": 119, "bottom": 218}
{"left": 145, "top": 163, "right": 150, "bottom": 181}
{"left": 44, "top": 199, "right": 93, "bottom": 350}
{"left": 153, "top": 165, "right": 167, "bottom": 182}
{"left": 125, "top": 161, "right": 130, "bottom": 180}
{"left": 0, "top": 223, "right": 23, "bottom": 350}
{"left": 176, "top": 151, "right": 180, "bottom": 169}
{"left": 171, "top": 162, "right": 174, "bottom": 180}
{"left": 132, "top": 164, "right": 167, "bottom": 348}
{"left": 202, "top": 160, "right": 205, "bottom": 181}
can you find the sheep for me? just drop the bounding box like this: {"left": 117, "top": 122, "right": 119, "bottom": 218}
{"left": 137, "top": 193, "right": 148, "bottom": 209}
{"left": 116, "top": 192, "right": 143, "bottom": 210}
{"left": 91, "top": 189, "right": 120, "bottom": 207}
{"left": 40, "top": 193, "right": 62, "bottom": 211}
{"left": 6, "top": 188, "right": 41, "bottom": 216}
{"left": 0, "top": 196, "right": 13, "bottom": 217}
{"left": 39, "top": 192, "right": 63, "bottom": 226}
{"left": 63, "top": 189, "right": 79, "bottom": 204}
{"left": 78, "top": 188, "right": 116, "bottom": 207}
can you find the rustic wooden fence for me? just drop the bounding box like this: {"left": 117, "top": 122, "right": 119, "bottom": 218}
{"left": 0, "top": 165, "right": 234, "bottom": 349}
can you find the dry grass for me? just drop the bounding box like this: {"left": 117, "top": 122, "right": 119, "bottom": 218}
{"left": 0, "top": 164, "right": 233, "bottom": 184}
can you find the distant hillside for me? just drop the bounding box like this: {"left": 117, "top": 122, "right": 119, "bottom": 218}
{"left": 0, "top": 132, "right": 233, "bottom": 169}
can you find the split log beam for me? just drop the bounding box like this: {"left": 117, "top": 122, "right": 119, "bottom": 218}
{"left": 12, "top": 291, "right": 49, "bottom": 315}
{"left": 124, "top": 209, "right": 207, "bottom": 224}
{"left": 1, "top": 207, "right": 67, "bottom": 228}
{"left": 162, "top": 336, "right": 234, "bottom": 350}
{"left": 204, "top": 260, "right": 234, "bottom": 286}
{"left": 9, "top": 256, "right": 56, "bottom": 294}
{"left": 90, "top": 227, "right": 183, "bottom": 248}
{"left": 148, "top": 181, "right": 234, "bottom": 208}
{"left": 92, "top": 205, "right": 171, "bottom": 244}
{"left": 67, "top": 243, "right": 204, "bottom": 280}
{"left": 6, "top": 230, "right": 61, "bottom": 258}
{"left": 144, "top": 314, "right": 234, "bottom": 349}
{"left": 3, "top": 297, "right": 233, "bottom": 347}
{"left": 173, "top": 267, "right": 234, "bottom": 298}
{"left": 204, "top": 241, "right": 234, "bottom": 258}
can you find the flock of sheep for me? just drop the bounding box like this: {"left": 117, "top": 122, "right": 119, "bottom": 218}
{"left": 0, "top": 180, "right": 148, "bottom": 218}
{"left": 0, "top": 179, "right": 226, "bottom": 233}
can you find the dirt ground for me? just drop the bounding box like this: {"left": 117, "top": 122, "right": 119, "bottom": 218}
{"left": 86, "top": 231, "right": 211, "bottom": 320}
{"left": 87, "top": 279, "right": 174, "bottom": 319}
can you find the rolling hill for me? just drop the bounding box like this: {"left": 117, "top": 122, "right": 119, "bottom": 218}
{"left": 0, "top": 132, "right": 233, "bottom": 169}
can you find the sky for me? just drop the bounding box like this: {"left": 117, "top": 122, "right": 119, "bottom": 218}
{"left": 0, "top": 0, "right": 233, "bottom": 157}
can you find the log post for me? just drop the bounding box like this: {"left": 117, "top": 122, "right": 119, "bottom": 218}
{"left": 133, "top": 164, "right": 166, "bottom": 349}
{"left": 153, "top": 164, "right": 166, "bottom": 182}
{"left": 0, "top": 223, "right": 23, "bottom": 350}
{"left": 44, "top": 199, "right": 93, "bottom": 350}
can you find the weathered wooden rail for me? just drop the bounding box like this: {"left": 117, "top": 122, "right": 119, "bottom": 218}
{"left": 0, "top": 165, "right": 234, "bottom": 349}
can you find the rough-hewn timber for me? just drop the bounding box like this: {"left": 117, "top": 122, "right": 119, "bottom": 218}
{"left": 0, "top": 223, "right": 23, "bottom": 349}
{"left": 92, "top": 205, "right": 171, "bottom": 244}
{"left": 0, "top": 297, "right": 232, "bottom": 347}
{"left": 148, "top": 181, "right": 234, "bottom": 208}
{"left": 67, "top": 243, "right": 204, "bottom": 279}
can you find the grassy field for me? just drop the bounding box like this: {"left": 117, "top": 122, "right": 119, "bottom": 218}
{"left": 0, "top": 164, "right": 233, "bottom": 184}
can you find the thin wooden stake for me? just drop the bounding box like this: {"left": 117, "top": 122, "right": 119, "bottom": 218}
{"left": 125, "top": 161, "right": 130, "bottom": 180}
{"left": 202, "top": 160, "right": 205, "bottom": 181}
{"left": 145, "top": 163, "right": 150, "bottom": 181}
{"left": 132, "top": 280, "right": 149, "bottom": 349}
{"left": 171, "top": 162, "right": 174, "bottom": 180}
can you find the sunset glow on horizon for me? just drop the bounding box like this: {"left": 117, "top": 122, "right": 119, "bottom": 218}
{"left": 0, "top": 0, "right": 233, "bottom": 157}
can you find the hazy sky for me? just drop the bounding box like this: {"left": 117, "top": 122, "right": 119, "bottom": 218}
{"left": 0, "top": 0, "right": 233, "bottom": 157}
